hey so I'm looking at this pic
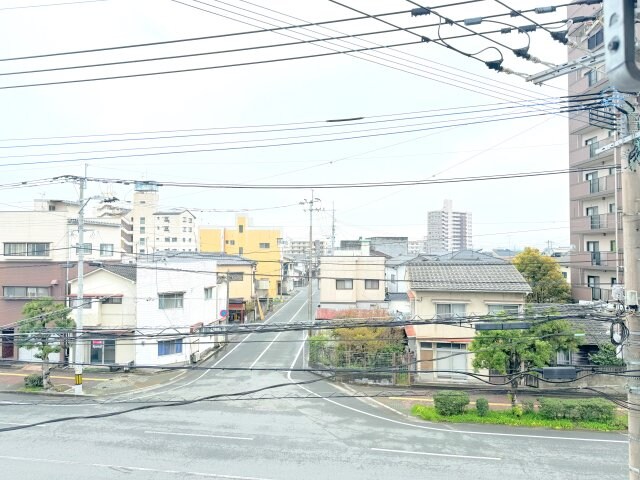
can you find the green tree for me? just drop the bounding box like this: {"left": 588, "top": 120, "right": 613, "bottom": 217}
{"left": 588, "top": 343, "right": 624, "bottom": 366}
{"left": 470, "top": 319, "right": 581, "bottom": 406}
{"left": 512, "top": 247, "right": 571, "bottom": 303}
{"left": 18, "top": 298, "right": 75, "bottom": 389}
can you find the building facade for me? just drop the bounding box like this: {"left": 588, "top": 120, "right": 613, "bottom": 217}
{"left": 199, "top": 215, "right": 282, "bottom": 299}
{"left": 130, "top": 182, "right": 198, "bottom": 256}
{"left": 426, "top": 200, "right": 472, "bottom": 254}
{"left": 567, "top": 5, "right": 623, "bottom": 302}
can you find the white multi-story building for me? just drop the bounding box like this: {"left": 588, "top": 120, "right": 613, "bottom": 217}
{"left": 282, "top": 239, "right": 328, "bottom": 258}
{"left": 68, "top": 256, "right": 227, "bottom": 366}
{"left": 426, "top": 200, "right": 472, "bottom": 254}
{"left": 130, "top": 182, "right": 198, "bottom": 256}
{"left": 408, "top": 239, "right": 426, "bottom": 255}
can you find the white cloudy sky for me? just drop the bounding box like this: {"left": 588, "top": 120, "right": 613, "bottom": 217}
{"left": 0, "top": 0, "right": 574, "bottom": 251}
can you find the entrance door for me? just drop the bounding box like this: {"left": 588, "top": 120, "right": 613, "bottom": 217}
{"left": 1, "top": 329, "right": 14, "bottom": 358}
{"left": 90, "top": 339, "right": 116, "bottom": 364}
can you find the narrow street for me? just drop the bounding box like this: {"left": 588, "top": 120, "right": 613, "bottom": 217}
{"left": 0, "top": 287, "right": 628, "bottom": 479}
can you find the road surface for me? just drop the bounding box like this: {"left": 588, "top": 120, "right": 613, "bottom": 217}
{"left": 0, "top": 287, "right": 628, "bottom": 479}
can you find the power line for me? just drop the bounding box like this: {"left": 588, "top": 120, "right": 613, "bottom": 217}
{"left": 0, "top": 0, "right": 108, "bottom": 10}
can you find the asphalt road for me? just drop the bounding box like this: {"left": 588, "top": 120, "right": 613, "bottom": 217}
{"left": 0, "top": 287, "right": 629, "bottom": 479}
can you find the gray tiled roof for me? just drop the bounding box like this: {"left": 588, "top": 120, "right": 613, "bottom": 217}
{"left": 101, "top": 264, "right": 137, "bottom": 282}
{"left": 407, "top": 263, "right": 531, "bottom": 293}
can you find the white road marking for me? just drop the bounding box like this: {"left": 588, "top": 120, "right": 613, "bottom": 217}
{"left": 287, "top": 331, "right": 628, "bottom": 445}
{"left": 371, "top": 447, "right": 501, "bottom": 461}
{"left": 126, "top": 292, "right": 306, "bottom": 401}
{"left": 249, "top": 300, "right": 308, "bottom": 369}
{"left": 0, "top": 455, "right": 273, "bottom": 479}
{"left": 145, "top": 430, "right": 253, "bottom": 441}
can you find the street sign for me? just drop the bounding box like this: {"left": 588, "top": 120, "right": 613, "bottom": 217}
{"left": 220, "top": 309, "right": 228, "bottom": 317}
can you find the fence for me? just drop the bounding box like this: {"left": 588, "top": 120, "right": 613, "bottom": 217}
{"left": 308, "top": 338, "right": 413, "bottom": 386}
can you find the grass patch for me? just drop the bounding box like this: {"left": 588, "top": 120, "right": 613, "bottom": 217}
{"left": 411, "top": 404, "right": 627, "bottom": 432}
{"left": 21, "top": 386, "right": 44, "bottom": 393}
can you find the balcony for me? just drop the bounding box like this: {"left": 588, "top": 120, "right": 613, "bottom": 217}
{"left": 572, "top": 251, "right": 619, "bottom": 269}
{"left": 571, "top": 213, "right": 620, "bottom": 233}
{"left": 572, "top": 286, "right": 611, "bottom": 302}
{"left": 570, "top": 174, "right": 619, "bottom": 200}
{"left": 569, "top": 141, "right": 613, "bottom": 167}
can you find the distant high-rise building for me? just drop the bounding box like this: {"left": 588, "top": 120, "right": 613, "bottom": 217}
{"left": 426, "top": 200, "right": 472, "bottom": 254}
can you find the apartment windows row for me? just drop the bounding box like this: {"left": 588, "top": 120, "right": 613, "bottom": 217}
{"left": 76, "top": 243, "right": 115, "bottom": 256}
{"left": 3, "top": 286, "right": 50, "bottom": 298}
{"left": 4, "top": 242, "right": 50, "bottom": 257}
{"left": 335, "top": 279, "right": 380, "bottom": 290}
{"left": 158, "top": 338, "right": 183, "bottom": 356}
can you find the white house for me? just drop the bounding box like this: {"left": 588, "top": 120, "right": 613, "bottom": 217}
{"left": 68, "top": 256, "right": 227, "bottom": 367}
{"left": 405, "top": 250, "right": 531, "bottom": 384}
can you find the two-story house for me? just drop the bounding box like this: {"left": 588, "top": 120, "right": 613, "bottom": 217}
{"left": 68, "top": 255, "right": 227, "bottom": 366}
{"left": 319, "top": 242, "right": 386, "bottom": 310}
{"left": 405, "top": 250, "right": 531, "bottom": 383}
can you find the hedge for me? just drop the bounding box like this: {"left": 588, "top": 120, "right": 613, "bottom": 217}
{"left": 475, "top": 398, "right": 489, "bottom": 417}
{"left": 538, "top": 398, "right": 615, "bottom": 422}
{"left": 24, "top": 374, "right": 43, "bottom": 388}
{"left": 433, "top": 391, "right": 470, "bottom": 416}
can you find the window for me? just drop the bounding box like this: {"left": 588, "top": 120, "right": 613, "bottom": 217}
{"left": 163, "top": 226, "right": 169, "bottom": 232}
{"left": 609, "top": 203, "right": 616, "bottom": 213}
{"left": 562, "top": 271, "right": 568, "bottom": 279}
{"left": 71, "top": 298, "right": 92, "bottom": 309}
{"left": 204, "top": 287, "right": 214, "bottom": 300}
{"left": 140, "top": 217, "right": 145, "bottom": 225}
{"left": 587, "top": 28, "right": 603, "bottom": 50}
{"left": 336, "top": 279, "right": 353, "bottom": 290}
{"left": 171, "top": 237, "right": 177, "bottom": 243}
{"left": 611, "top": 277, "right": 618, "bottom": 286}
{"left": 182, "top": 238, "right": 186, "bottom": 242}
{"left": 239, "top": 247, "right": 243, "bottom": 254}
{"left": 182, "top": 217, "right": 187, "bottom": 223}
{"left": 140, "top": 249, "right": 145, "bottom": 254}
{"left": 91, "top": 339, "right": 115, "bottom": 364}
{"left": 188, "top": 238, "right": 192, "bottom": 242}
{"left": 158, "top": 339, "right": 183, "bottom": 356}
{"left": 164, "top": 237, "right": 170, "bottom": 242}
{"left": 487, "top": 304, "right": 520, "bottom": 315}
{"left": 140, "top": 227, "right": 146, "bottom": 234}
{"left": 228, "top": 240, "right": 235, "bottom": 246}
{"left": 364, "top": 279, "right": 379, "bottom": 289}
{"left": 101, "top": 297, "right": 123, "bottom": 304}
{"left": 164, "top": 217, "right": 170, "bottom": 222}
{"left": 259, "top": 243, "right": 270, "bottom": 249}
{"left": 436, "top": 303, "right": 466, "bottom": 320}
{"left": 586, "top": 69, "right": 602, "bottom": 87}
{"left": 4, "top": 242, "right": 50, "bottom": 256}
{"left": 100, "top": 243, "right": 114, "bottom": 256}
{"left": 433, "top": 342, "right": 468, "bottom": 378}
{"left": 139, "top": 238, "right": 146, "bottom": 246}
{"left": 239, "top": 225, "right": 244, "bottom": 233}
{"left": 188, "top": 227, "right": 192, "bottom": 233}
{"left": 3, "top": 286, "right": 49, "bottom": 298}
{"left": 75, "top": 243, "right": 92, "bottom": 255}
{"left": 182, "top": 227, "right": 186, "bottom": 232}
{"left": 189, "top": 218, "right": 192, "bottom": 223}
{"left": 159, "top": 293, "right": 184, "bottom": 309}
{"left": 229, "top": 272, "right": 244, "bottom": 281}
{"left": 556, "top": 350, "right": 572, "bottom": 365}
{"left": 611, "top": 240, "right": 617, "bottom": 252}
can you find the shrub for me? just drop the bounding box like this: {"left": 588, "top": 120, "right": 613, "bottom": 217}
{"left": 539, "top": 398, "right": 615, "bottom": 422}
{"left": 433, "top": 391, "right": 470, "bottom": 416}
{"left": 476, "top": 397, "right": 489, "bottom": 417}
{"left": 512, "top": 405, "right": 523, "bottom": 417}
{"left": 522, "top": 399, "right": 535, "bottom": 414}
{"left": 24, "top": 374, "right": 43, "bottom": 388}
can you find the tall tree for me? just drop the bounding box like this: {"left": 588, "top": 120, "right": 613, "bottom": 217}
{"left": 470, "top": 319, "right": 581, "bottom": 405}
{"left": 18, "top": 298, "right": 75, "bottom": 389}
{"left": 513, "top": 247, "right": 571, "bottom": 303}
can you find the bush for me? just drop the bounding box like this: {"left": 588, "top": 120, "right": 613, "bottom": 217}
{"left": 24, "top": 374, "right": 43, "bottom": 388}
{"left": 476, "top": 397, "right": 489, "bottom": 417}
{"left": 539, "top": 398, "right": 615, "bottom": 422}
{"left": 512, "top": 405, "right": 523, "bottom": 417}
{"left": 522, "top": 399, "right": 535, "bottom": 414}
{"left": 433, "top": 391, "right": 470, "bottom": 416}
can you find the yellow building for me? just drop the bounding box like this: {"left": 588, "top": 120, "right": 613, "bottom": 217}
{"left": 200, "top": 215, "right": 282, "bottom": 299}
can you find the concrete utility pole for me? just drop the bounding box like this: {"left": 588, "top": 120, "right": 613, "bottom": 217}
{"left": 622, "top": 143, "right": 640, "bottom": 479}
{"left": 301, "top": 191, "right": 321, "bottom": 322}
{"left": 74, "top": 173, "right": 86, "bottom": 395}
{"left": 330, "top": 202, "right": 336, "bottom": 256}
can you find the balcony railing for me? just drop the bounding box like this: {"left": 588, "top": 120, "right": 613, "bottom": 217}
{"left": 571, "top": 212, "right": 621, "bottom": 232}
{"left": 570, "top": 174, "right": 619, "bottom": 199}
{"left": 570, "top": 141, "right": 614, "bottom": 167}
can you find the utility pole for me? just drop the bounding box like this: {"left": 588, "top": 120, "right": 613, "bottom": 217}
{"left": 301, "top": 191, "right": 321, "bottom": 322}
{"left": 622, "top": 141, "right": 640, "bottom": 480}
{"left": 330, "top": 202, "right": 336, "bottom": 256}
{"left": 74, "top": 171, "right": 86, "bottom": 395}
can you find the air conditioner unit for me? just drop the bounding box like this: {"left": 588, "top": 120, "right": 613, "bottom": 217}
{"left": 190, "top": 352, "right": 201, "bottom": 364}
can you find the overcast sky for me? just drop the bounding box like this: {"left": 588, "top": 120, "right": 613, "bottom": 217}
{"left": 0, "top": 0, "right": 574, "bottom": 251}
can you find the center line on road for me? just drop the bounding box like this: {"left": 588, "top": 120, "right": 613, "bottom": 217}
{"left": 371, "top": 447, "right": 501, "bottom": 461}
{"left": 145, "top": 430, "right": 253, "bottom": 441}
{"left": 249, "top": 298, "right": 308, "bottom": 369}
